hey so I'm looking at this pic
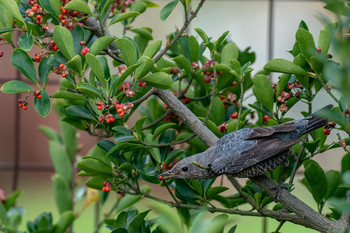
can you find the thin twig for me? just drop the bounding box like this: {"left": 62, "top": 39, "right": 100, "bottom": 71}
{"left": 142, "top": 109, "right": 172, "bottom": 130}
{"left": 104, "top": 48, "right": 124, "bottom": 64}
{"left": 131, "top": 88, "right": 155, "bottom": 105}
{"left": 274, "top": 221, "right": 285, "bottom": 233}
{"left": 141, "top": 133, "right": 196, "bottom": 147}
{"left": 288, "top": 144, "right": 305, "bottom": 185}
{"left": 153, "top": 0, "right": 206, "bottom": 63}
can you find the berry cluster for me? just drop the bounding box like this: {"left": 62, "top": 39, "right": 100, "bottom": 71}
{"left": 25, "top": 1, "right": 49, "bottom": 31}
{"left": 138, "top": 80, "right": 147, "bottom": 87}
{"left": 102, "top": 181, "right": 111, "bottom": 192}
{"left": 118, "top": 65, "right": 126, "bottom": 74}
{"left": 323, "top": 122, "right": 336, "bottom": 135}
{"left": 99, "top": 113, "right": 115, "bottom": 123}
{"left": 58, "top": 4, "right": 85, "bottom": 31}
{"left": 120, "top": 82, "right": 135, "bottom": 98}
{"left": 202, "top": 60, "right": 221, "bottom": 82}
{"left": 218, "top": 122, "right": 228, "bottom": 132}
{"left": 34, "top": 51, "right": 49, "bottom": 63}
{"left": 230, "top": 112, "right": 238, "bottom": 119}
{"left": 47, "top": 40, "right": 58, "bottom": 52}
{"left": 53, "top": 64, "right": 69, "bottom": 78}
{"left": 192, "top": 62, "right": 199, "bottom": 70}
{"left": 97, "top": 101, "right": 134, "bottom": 123}
{"left": 81, "top": 47, "right": 89, "bottom": 56}
{"left": 35, "top": 90, "right": 42, "bottom": 99}
{"left": 18, "top": 99, "right": 28, "bottom": 110}
{"left": 111, "top": 0, "right": 135, "bottom": 14}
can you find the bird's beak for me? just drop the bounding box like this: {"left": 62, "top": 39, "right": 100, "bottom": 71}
{"left": 158, "top": 170, "right": 176, "bottom": 180}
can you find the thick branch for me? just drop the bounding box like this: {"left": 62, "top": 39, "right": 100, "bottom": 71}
{"left": 154, "top": 88, "right": 340, "bottom": 233}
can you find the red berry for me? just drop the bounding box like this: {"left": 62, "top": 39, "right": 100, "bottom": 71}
{"left": 36, "top": 15, "right": 41, "bottom": 20}
{"left": 53, "top": 45, "right": 58, "bottom": 51}
{"left": 61, "top": 19, "right": 65, "bottom": 25}
{"left": 99, "top": 118, "right": 103, "bottom": 122}
{"left": 110, "top": 117, "right": 115, "bottom": 122}
{"left": 106, "top": 118, "right": 110, "bottom": 124}
{"left": 97, "top": 102, "right": 101, "bottom": 106}
{"left": 97, "top": 106, "right": 102, "bottom": 110}
{"left": 52, "top": 40, "right": 56, "bottom": 45}
{"left": 61, "top": 9, "right": 67, "bottom": 14}
{"left": 79, "top": 41, "right": 86, "bottom": 46}
{"left": 102, "top": 187, "right": 106, "bottom": 192}
{"left": 263, "top": 115, "right": 270, "bottom": 122}
{"left": 22, "top": 105, "right": 27, "bottom": 110}
{"left": 164, "top": 104, "right": 169, "bottom": 109}
{"left": 60, "top": 6, "right": 64, "bottom": 11}
{"left": 32, "top": 6, "right": 38, "bottom": 12}
{"left": 0, "top": 51, "right": 4, "bottom": 57}
{"left": 231, "top": 81, "right": 237, "bottom": 87}
{"left": 35, "top": 56, "right": 40, "bottom": 62}
{"left": 316, "top": 48, "right": 321, "bottom": 53}
{"left": 230, "top": 112, "right": 238, "bottom": 119}
{"left": 323, "top": 128, "right": 330, "bottom": 135}
{"left": 103, "top": 181, "right": 107, "bottom": 186}
{"left": 59, "top": 64, "right": 64, "bottom": 69}
{"left": 37, "top": 94, "right": 42, "bottom": 99}
{"left": 119, "top": 112, "right": 125, "bottom": 117}
{"left": 158, "top": 175, "right": 163, "bottom": 180}
{"left": 19, "top": 103, "right": 23, "bottom": 108}
{"left": 61, "top": 74, "right": 66, "bottom": 77}
{"left": 59, "top": 14, "right": 63, "bottom": 19}
{"left": 35, "top": 90, "right": 40, "bottom": 95}
{"left": 105, "top": 187, "right": 110, "bottom": 192}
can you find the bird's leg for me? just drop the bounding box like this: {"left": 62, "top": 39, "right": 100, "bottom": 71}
{"left": 192, "top": 161, "right": 210, "bottom": 170}
{"left": 272, "top": 159, "right": 290, "bottom": 202}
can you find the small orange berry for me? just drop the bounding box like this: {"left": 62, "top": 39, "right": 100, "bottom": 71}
{"left": 117, "top": 108, "right": 123, "bottom": 113}
{"left": 106, "top": 118, "right": 110, "bottom": 124}
{"left": 36, "top": 15, "right": 41, "bottom": 20}
{"left": 105, "top": 187, "right": 110, "bottom": 192}
{"left": 110, "top": 117, "right": 115, "bottom": 122}
{"left": 37, "top": 95, "right": 42, "bottom": 99}
{"left": 61, "top": 20, "right": 65, "bottom": 25}
{"left": 61, "top": 74, "right": 66, "bottom": 77}
{"left": 97, "top": 106, "right": 102, "bottom": 110}
{"left": 53, "top": 45, "right": 58, "bottom": 51}
{"left": 22, "top": 106, "right": 27, "bottom": 110}
{"left": 59, "top": 64, "right": 64, "bottom": 69}
{"left": 99, "top": 118, "right": 103, "bottom": 122}
{"left": 35, "top": 90, "right": 40, "bottom": 95}
{"left": 32, "top": 6, "right": 38, "bottom": 12}
{"left": 119, "top": 112, "right": 125, "bottom": 117}
{"left": 59, "top": 14, "right": 63, "bottom": 19}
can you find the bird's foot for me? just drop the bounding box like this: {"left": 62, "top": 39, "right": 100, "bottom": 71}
{"left": 272, "top": 183, "right": 288, "bottom": 202}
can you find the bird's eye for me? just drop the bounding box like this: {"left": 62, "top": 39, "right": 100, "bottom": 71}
{"left": 182, "top": 166, "right": 189, "bottom": 172}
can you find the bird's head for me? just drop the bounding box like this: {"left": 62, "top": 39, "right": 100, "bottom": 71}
{"left": 158, "top": 156, "right": 214, "bottom": 180}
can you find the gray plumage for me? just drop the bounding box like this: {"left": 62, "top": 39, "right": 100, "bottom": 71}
{"left": 159, "top": 105, "right": 332, "bottom": 180}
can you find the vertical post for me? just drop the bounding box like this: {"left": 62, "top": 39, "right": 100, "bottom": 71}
{"left": 267, "top": 0, "right": 275, "bottom": 81}
{"left": 12, "top": 70, "right": 21, "bottom": 191}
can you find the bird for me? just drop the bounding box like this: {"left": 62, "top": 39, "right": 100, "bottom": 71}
{"left": 158, "top": 105, "right": 332, "bottom": 182}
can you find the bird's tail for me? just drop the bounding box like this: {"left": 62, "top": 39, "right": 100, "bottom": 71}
{"left": 303, "top": 104, "right": 333, "bottom": 134}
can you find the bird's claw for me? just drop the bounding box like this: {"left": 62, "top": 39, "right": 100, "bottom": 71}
{"left": 272, "top": 183, "right": 288, "bottom": 202}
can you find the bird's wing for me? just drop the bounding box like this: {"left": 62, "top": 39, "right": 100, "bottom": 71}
{"left": 210, "top": 128, "right": 300, "bottom": 174}
{"left": 247, "top": 122, "right": 296, "bottom": 139}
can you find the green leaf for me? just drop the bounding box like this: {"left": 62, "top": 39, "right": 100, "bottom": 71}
{"left": 66, "top": 105, "right": 95, "bottom": 120}
{"left": 52, "top": 91, "right": 87, "bottom": 101}
{"left": 111, "top": 63, "right": 141, "bottom": 91}
{"left": 71, "top": 25, "right": 85, "bottom": 55}
{"left": 135, "top": 115, "right": 147, "bottom": 136}
{"left": 4, "top": 190, "right": 21, "bottom": 210}
{"left": 77, "top": 158, "right": 112, "bottom": 175}
{"left": 64, "top": 0, "right": 92, "bottom": 14}
{"left": 160, "top": 0, "right": 179, "bottom": 21}
{"left": 11, "top": 48, "right": 37, "bottom": 84}
{"left": 77, "top": 83, "right": 102, "bottom": 99}
{"left": 52, "top": 174, "right": 73, "bottom": 214}
{"left": 53, "top": 26, "right": 75, "bottom": 59}
{"left": 325, "top": 170, "right": 341, "bottom": 200}
{"left": 142, "top": 40, "right": 162, "bottom": 58}
{"left": 221, "top": 42, "right": 239, "bottom": 65}
{"left": 142, "top": 72, "right": 173, "bottom": 89}
{"left": 318, "top": 22, "right": 336, "bottom": 54}
{"left": 206, "top": 186, "right": 229, "bottom": 200}
{"left": 1, "top": 80, "right": 34, "bottom": 93}
{"left": 173, "top": 56, "right": 192, "bottom": 73}
{"left": 115, "top": 195, "right": 142, "bottom": 213}
{"left": 264, "top": 58, "right": 308, "bottom": 75}
{"left": 295, "top": 28, "right": 316, "bottom": 61}
{"left": 67, "top": 55, "right": 82, "bottom": 74}
{"left": 49, "top": 0, "right": 62, "bottom": 16}
{"left": 53, "top": 211, "right": 75, "bottom": 233}
{"left": 49, "top": 140, "right": 73, "bottom": 183}
{"left": 115, "top": 38, "right": 137, "bottom": 67}
{"left": 34, "top": 90, "right": 51, "bottom": 118}
{"left": 215, "top": 31, "right": 229, "bottom": 50}
{"left": 86, "top": 53, "right": 106, "bottom": 88}
{"left": 135, "top": 56, "right": 154, "bottom": 80}
{"left": 198, "top": 117, "right": 223, "bottom": 138}
{"left": 85, "top": 176, "right": 112, "bottom": 190}
{"left": 194, "top": 28, "right": 209, "bottom": 43}
{"left": 131, "top": 28, "right": 153, "bottom": 40}
{"left": 342, "top": 153, "right": 350, "bottom": 173}
{"left": 276, "top": 74, "right": 290, "bottom": 97}
{"left": 17, "top": 32, "right": 33, "bottom": 51}
{"left": 229, "top": 59, "right": 241, "bottom": 77}
{"left": 153, "top": 123, "right": 176, "bottom": 139}
{"left": 188, "top": 36, "right": 200, "bottom": 62}
{"left": 38, "top": 57, "right": 51, "bottom": 88}
{"left": 304, "top": 161, "right": 327, "bottom": 204}
{"left": 0, "top": 0, "right": 26, "bottom": 29}
{"left": 128, "top": 210, "right": 151, "bottom": 233}
{"left": 109, "top": 11, "right": 140, "bottom": 25}
{"left": 39, "top": 125, "right": 60, "bottom": 142}
{"left": 252, "top": 74, "right": 274, "bottom": 112}
{"left": 0, "top": 28, "right": 20, "bottom": 34}
{"left": 90, "top": 36, "right": 115, "bottom": 55}
{"left": 145, "top": 134, "right": 161, "bottom": 162}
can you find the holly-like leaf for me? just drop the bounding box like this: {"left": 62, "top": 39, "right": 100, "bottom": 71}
{"left": 17, "top": 32, "right": 33, "bottom": 51}
{"left": 53, "top": 26, "right": 75, "bottom": 59}
{"left": 1, "top": 80, "right": 34, "bottom": 93}
{"left": 142, "top": 72, "right": 172, "bottom": 89}
{"left": 34, "top": 90, "right": 51, "bottom": 117}
{"left": 160, "top": 0, "right": 179, "bottom": 21}
{"left": 252, "top": 74, "right": 274, "bottom": 112}
{"left": 77, "top": 83, "right": 103, "bottom": 99}
{"left": 264, "top": 58, "right": 308, "bottom": 76}
{"left": 11, "top": 48, "right": 37, "bottom": 84}
{"left": 64, "top": 0, "right": 92, "bottom": 15}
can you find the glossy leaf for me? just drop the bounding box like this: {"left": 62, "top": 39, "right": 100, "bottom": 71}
{"left": 64, "top": 0, "right": 92, "bottom": 14}
{"left": 38, "top": 57, "right": 51, "bottom": 88}
{"left": 304, "top": 161, "right": 327, "bottom": 204}
{"left": 0, "top": 28, "right": 19, "bottom": 34}
{"left": 145, "top": 134, "right": 161, "bottom": 162}
{"left": 325, "top": 170, "right": 341, "bottom": 200}
{"left": 252, "top": 74, "right": 274, "bottom": 112}
{"left": 90, "top": 36, "right": 115, "bottom": 55}
{"left": 52, "top": 91, "right": 87, "bottom": 101}
{"left": 53, "top": 26, "right": 75, "bottom": 59}
{"left": 194, "top": 28, "right": 209, "bottom": 43}
{"left": 111, "top": 63, "right": 141, "bottom": 92}
{"left": 11, "top": 48, "right": 37, "bottom": 84}
{"left": 153, "top": 123, "right": 176, "bottom": 139}
{"left": 52, "top": 174, "right": 73, "bottom": 214}
{"left": 109, "top": 11, "right": 140, "bottom": 25}
{"left": 143, "top": 40, "right": 162, "bottom": 58}
{"left": 115, "top": 38, "right": 137, "bottom": 67}
{"left": 135, "top": 116, "right": 147, "bottom": 136}
{"left": 49, "top": 140, "right": 73, "bottom": 183}
{"left": 128, "top": 210, "right": 151, "bottom": 233}
{"left": 34, "top": 90, "right": 51, "bottom": 118}
{"left": 77, "top": 158, "right": 112, "bottom": 175}
{"left": 160, "top": 0, "right": 179, "bottom": 21}
{"left": 264, "top": 58, "right": 308, "bottom": 76}
{"left": 66, "top": 105, "right": 95, "bottom": 120}
{"left": 49, "top": 0, "right": 61, "bottom": 16}
{"left": 135, "top": 56, "right": 154, "bottom": 80}
{"left": 53, "top": 211, "right": 75, "bottom": 233}
{"left": 86, "top": 53, "right": 106, "bottom": 88}
{"left": 188, "top": 36, "right": 200, "bottom": 62}
{"left": 115, "top": 195, "right": 142, "bottom": 213}
{"left": 276, "top": 74, "right": 290, "bottom": 97}
{"left": 0, "top": 0, "right": 26, "bottom": 29}
{"left": 318, "top": 22, "right": 336, "bottom": 54}
{"left": 173, "top": 56, "right": 192, "bottom": 73}
{"left": 1, "top": 80, "right": 34, "bottom": 93}
{"left": 221, "top": 42, "right": 239, "bottom": 65}
{"left": 131, "top": 28, "right": 153, "bottom": 40}
{"left": 17, "top": 32, "right": 33, "bottom": 51}
{"left": 71, "top": 25, "right": 85, "bottom": 55}
{"left": 77, "top": 83, "right": 103, "bottom": 99}
{"left": 142, "top": 72, "right": 172, "bottom": 89}
{"left": 215, "top": 31, "right": 229, "bottom": 50}
{"left": 198, "top": 117, "right": 223, "bottom": 138}
{"left": 67, "top": 55, "right": 82, "bottom": 74}
{"left": 296, "top": 28, "right": 316, "bottom": 61}
{"left": 206, "top": 186, "right": 229, "bottom": 200}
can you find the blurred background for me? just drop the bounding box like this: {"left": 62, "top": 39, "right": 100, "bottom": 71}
{"left": 0, "top": 0, "right": 343, "bottom": 232}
